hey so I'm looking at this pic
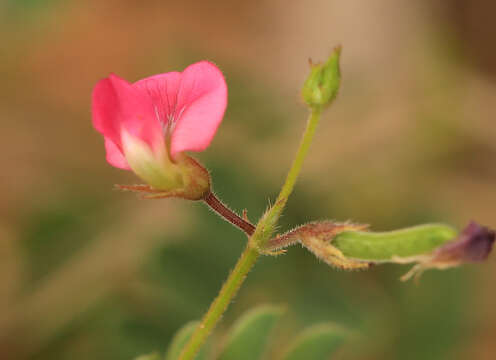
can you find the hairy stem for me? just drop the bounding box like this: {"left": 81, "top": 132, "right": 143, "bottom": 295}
{"left": 276, "top": 108, "right": 322, "bottom": 207}
{"left": 178, "top": 108, "right": 323, "bottom": 360}
{"left": 251, "top": 108, "right": 323, "bottom": 248}
{"left": 203, "top": 191, "right": 255, "bottom": 236}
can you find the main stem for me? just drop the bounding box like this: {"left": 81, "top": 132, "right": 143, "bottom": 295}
{"left": 178, "top": 246, "right": 259, "bottom": 360}
{"left": 178, "top": 108, "right": 323, "bottom": 360}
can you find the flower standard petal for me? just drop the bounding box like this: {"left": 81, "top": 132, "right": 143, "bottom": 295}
{"left": 133, "top": 71, "right": 182, "bottom": 128}
{"left": 169, "top": 61, "right": 227, "bottom": 158}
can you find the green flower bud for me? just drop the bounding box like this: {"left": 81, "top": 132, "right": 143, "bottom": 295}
{"left": 301, "top": 46, "right": 341, "bottom": 109}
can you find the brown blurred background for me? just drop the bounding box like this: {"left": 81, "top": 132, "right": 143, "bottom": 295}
{"left": 1, "top": 1, "right": 495, "bottom": 359}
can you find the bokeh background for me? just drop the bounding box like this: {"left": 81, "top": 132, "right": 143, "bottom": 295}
{"left": 1, "top": 1, "right": 496, "bottom": 359}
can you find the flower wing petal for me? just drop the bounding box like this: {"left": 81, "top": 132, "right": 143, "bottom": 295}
{"left": 104, "top": 138, "right": 130, "bottom": 169}
{"left": 170, "top": 61, "right": 227, "bottom": 157}
{"left": 92, "top": 74, "right": 164, "bottom": 166}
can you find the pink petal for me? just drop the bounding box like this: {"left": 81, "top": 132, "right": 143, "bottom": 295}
{"left": 134, "top": 72, "right": 182, "bottom": 127}
{"left": 170, "top": 61, "right": 227, "bottom": 157}
{"left": 92, "top": 74, "right": 165, "bottom": 168}
{"left": 104, "top": 138, "right": 130, "bottom": 169}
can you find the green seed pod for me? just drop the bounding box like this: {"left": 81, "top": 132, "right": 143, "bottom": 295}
{"left": 264, "top": 221, "right": 494, "bottom": 280}
{"left": 333, "top": 224, "right": 457, "bottom": 262}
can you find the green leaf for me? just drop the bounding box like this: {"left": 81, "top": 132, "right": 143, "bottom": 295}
{"left": 165, "top": 321, "right": 207, "bottom": 360}
{"left": 282, "top": 324, "right": 347, "bottom": 360}
{"left": 218, "top": 305, "right": 285, "bottom": 360}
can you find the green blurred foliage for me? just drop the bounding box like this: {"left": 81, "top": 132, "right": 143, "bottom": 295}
{"left": 282, "top": 324, "right": 347, "bottom": 360}
{"left": 217, "top": 305, "right": 284, "bottom": 360}
{"left": 162, "top": 305, "right": 347, "bottom": 360}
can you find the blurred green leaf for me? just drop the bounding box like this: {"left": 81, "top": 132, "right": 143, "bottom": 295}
{"left": 20, "top": 195, "right": 104, "bottom": 286}
{"left": 134, "top": 352, "right": 161, "bottom": 360}
{"left": 282, "top": 324, "right": 347, "bottom": 360}
{"left": 7, "top": 0, "right": 58, "bottom": 11}
{"left": 218, "top": 305, "right": 285, "bottom": 360}
{"left": 165, "top": 321, "right": 207, "bottom": 360}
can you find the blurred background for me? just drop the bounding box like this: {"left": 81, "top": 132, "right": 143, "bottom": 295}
{"left": 1, "top": 0, "right": 495, "bottom": 359}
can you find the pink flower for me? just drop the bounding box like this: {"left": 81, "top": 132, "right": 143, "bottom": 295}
{"left": 92, "top": 61, "right": 227, "bottom": 194}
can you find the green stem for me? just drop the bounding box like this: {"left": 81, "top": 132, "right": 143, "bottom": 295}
{"left": 251, "top": 108, "right": 323, "bottom": 248}
{"left": 178, "top": 245, "right": 259, "bottom": 360}
{"left": 178, "top": 107, "right": 323, "bottom": 360}
{"left": 276, "top": 108, "right": 322, "bottom": 206}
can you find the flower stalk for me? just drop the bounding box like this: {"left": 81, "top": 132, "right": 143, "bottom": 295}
{"left": 202, "top": 191, "right": 255, "bottom": 236}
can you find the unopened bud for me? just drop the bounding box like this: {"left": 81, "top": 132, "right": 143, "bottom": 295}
{"left": 302, "top": 46, "right": 341, "bottom": 109}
